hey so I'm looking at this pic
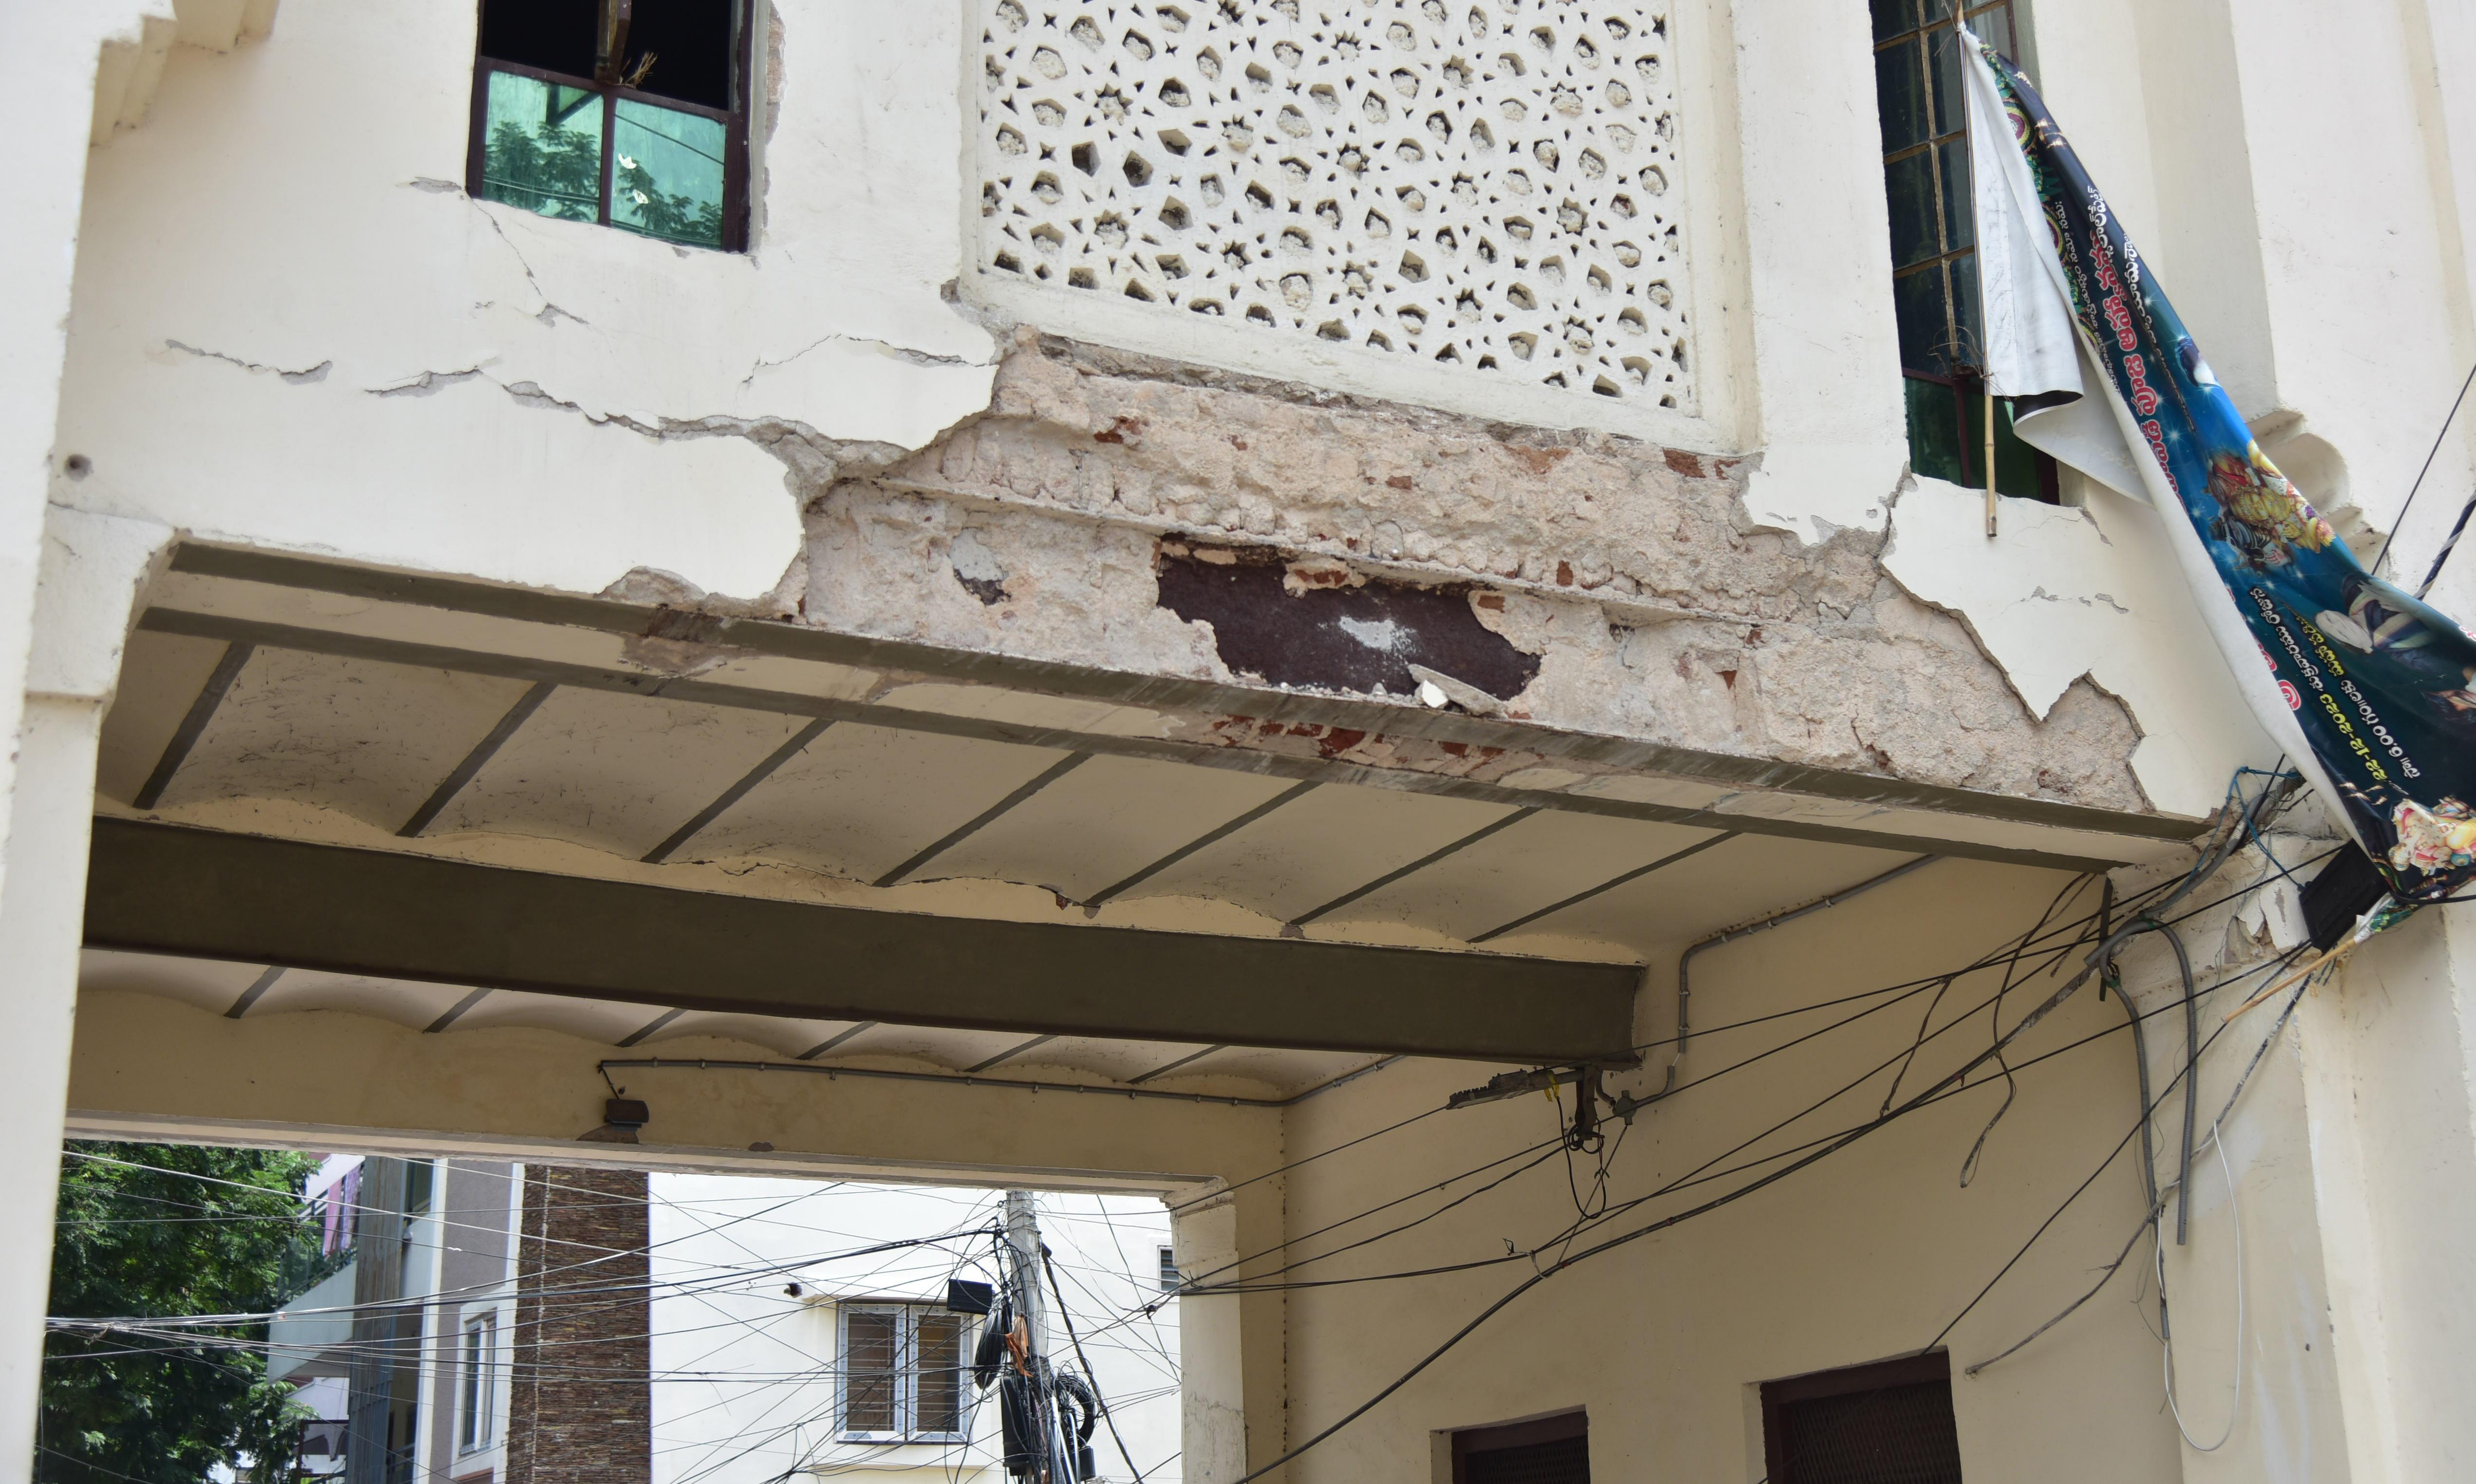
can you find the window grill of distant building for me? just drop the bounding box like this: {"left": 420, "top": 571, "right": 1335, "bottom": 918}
{"left": 1872, "top": 0, "right": 2057, "bottom": 502}
{"left": 458, "top": 1312, "right": 497, "bottom": 1453}
{"left": 838, "top": 1305, "right": 971, "bottom": 1443}
{"left": 1759, "top": 1352, "right": 1966, "bottom": 1484}
{"left": 1158, "top": 1245, "right": 1179, "bottom": 1293}
{"left": 467, "top": 0, "right": 753, "bottom": 252}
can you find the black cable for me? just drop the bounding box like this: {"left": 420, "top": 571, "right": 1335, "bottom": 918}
{"left": 1947, "top": 952, "right": 2315, "bottom": 1372}
{"left": 2375, "top": 357, "right": 2476, "bottom": 577}
{"left": 1041, "top": 1243, "right": 1147, "bottom": 1484}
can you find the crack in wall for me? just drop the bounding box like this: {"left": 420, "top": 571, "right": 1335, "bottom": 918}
{"left": 163, "top": 339, "right": 331, "bottom": 384}
{"left": 742, "top": 333, "right": 993, "bottom": 388}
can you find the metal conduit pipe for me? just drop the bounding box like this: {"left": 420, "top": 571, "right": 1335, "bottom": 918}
{"left": 1655, "top": 854, "right": 1943, "bottom": 1099}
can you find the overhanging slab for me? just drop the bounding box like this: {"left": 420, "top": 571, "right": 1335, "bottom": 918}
{"left": 83, "top": 819, "right": 1639, "bottom": 1064}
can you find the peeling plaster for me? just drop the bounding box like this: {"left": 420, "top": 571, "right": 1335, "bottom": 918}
{"left": 1880, "top": 474, "right": 2275, "bottom": 815}
{"left": 803, "top": 338, "right": 2157, "bottom": 811}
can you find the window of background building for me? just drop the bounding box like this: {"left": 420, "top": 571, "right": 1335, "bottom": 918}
{"left": 458, "top": 1311, "right": 497, "bottom": 1453}
{"left": 1759, "top": 1352, "right": 1966, "bottom": 1484}
{"left": 1157, "top": 1245, "right": 1179, "bottom": 1293}
{"left": 838, "top": 1305, "right": 970, "bottom": 1442}
{"left": 1873, "top": 0, "right": 2058, "bottom": 503}
{"left": 1447, "top": 1410, "right": 1589, "bottom": 1484}
{"left": 467, "top": 0, "right": 753, "bottom": 251}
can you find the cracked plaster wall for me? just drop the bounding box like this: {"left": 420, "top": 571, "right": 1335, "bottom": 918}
{"left": 813, "top": 337, "right": 2155, "bottom": 812}
{"left": 43, "top": 0, "right": 2388, "bottom": 823}
{"left": 51, "top": 0, "right": 995, "bottom": 602}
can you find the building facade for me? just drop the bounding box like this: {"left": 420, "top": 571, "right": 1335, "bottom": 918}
{"left": 12, "top": 2, "right": 2476, "bottom": 1483}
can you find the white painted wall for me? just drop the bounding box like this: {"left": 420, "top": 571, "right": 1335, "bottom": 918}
{"left": 647, "top": 1176, "right": 1180, "bottom": 1484}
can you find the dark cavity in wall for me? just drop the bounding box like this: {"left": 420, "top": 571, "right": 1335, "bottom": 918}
{"left": 1157, "top": 547, "right": 1539, "bottom": 700}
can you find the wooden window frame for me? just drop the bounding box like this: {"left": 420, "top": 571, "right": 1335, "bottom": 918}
{"left": 464, "top": 0, "right": 754, "bottom": 253}
{"left": 1447, "top": 1409, "right": 1588, "bottom": 1484}
{"left": 1759, "top": 1351, "right": 1959, "bottom": 1484}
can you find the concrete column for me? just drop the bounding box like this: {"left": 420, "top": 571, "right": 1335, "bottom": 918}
{"left": 0, "top": 507, "right": 167, "bottom": 1480}
{"left": 1172, "top": 1196, "right": 1246, "bottom": 1484}
{"left": 2292, "top": 907, "right": 2476, "bottom": 1484}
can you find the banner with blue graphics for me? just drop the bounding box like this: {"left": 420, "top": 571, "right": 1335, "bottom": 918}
{"left": 1968, "top": 36, "right": 2476, "bottom": 902}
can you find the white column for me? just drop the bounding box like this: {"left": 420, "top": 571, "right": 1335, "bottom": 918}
{"left": 1171, "top": 1196, "right": 1245, "bottom": 1484}
{"left": 0, "top": 507, "right": 169, "bottom": 1479}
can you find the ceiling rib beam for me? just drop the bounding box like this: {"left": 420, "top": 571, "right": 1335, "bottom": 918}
{"left": 796, "top": 1022, "right": 877, "bottom": 1060}
{"left": 1085, "top": 780, "right": 1321, "bottom": 908}
{"left": 615, "top": 1008, "right": 687, "bottom": 1048}
{"left": 86, "top": 819, "right": 1640, "bottom": 1064}
{"left": 1288, "top": 806, "right": 1542, "bottom": 930}
{"left": 132, "top": 641, "right": 254, "bottom": 810}
{"left": 1468, "top": 833, "right": 1743, "bottom": 944}
{"left": 223, "top": 965, "right": 283, "bottom": 1019}
{"left": 643, "top": 719, "right": 834, "bottom": 865}
{"left": 964, "top": 1034, "right": 1057, "bottom": 1074}
{"left": 1127, "top": 1045, "right": 1225, "bottom": 1084}
{"left": 399, "top": 680, "right": 556, "bottom": 837}
{"left": 872, "top": 752, "right": 1090, "bottom": 889}
{"left": 423, "top": 987, "right": 493, "bottom": 1034}
{"left": 130, "top": 607, "right": 2141, "bottom": 874}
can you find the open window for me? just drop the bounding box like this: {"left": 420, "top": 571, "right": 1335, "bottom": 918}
{"left": 1872, "top": 1, "right": 2058, "bottom": 502}
{"left": 467, "top": 0, "right": 753, "bottom": 251}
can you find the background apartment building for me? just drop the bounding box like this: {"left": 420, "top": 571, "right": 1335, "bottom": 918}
{"left": 268, "top": 1159, "right": 1177, "bottom": 1484}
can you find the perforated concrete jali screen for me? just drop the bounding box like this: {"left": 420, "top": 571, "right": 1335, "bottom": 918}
{"left": 976, "top": 0, "right": 1693, "bottom": 411}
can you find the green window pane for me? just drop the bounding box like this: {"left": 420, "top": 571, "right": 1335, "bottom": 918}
{"left": 1875, "top": 40, "right": 1929, "bottom": 154}
{"left": 1893, "top": 265, "right": 1950, "bottom": 373}
{"left": 613, "top": 99, "right": 726, "bottom": 248}
{"left": 1904, "top": 376, "right": 1969, "bottom": 487}
{"left": 1936, "top": 137, "right": 1974, "bottom": 254}
{"left": 1884, "top": 150, "right": 1939, "bottom": 269}
{"left": 1870, "top": 0, "right": 1915, "bottom": 42}
{"left": 1969, "top": 6, "right": 2018, "bottom": 58}
{"left": 480, "top": 70, "right": 604, "bottom": 223}
{"left": 1926, "top": 25, "right": 1964, "bottom": 137}
{"left": 1919, "top": 0, "right": 1955, "bottom": 21}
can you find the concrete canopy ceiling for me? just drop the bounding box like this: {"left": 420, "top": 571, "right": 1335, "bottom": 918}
{"left": 79, "top": 544, "right": 2151, "bottom": 1086}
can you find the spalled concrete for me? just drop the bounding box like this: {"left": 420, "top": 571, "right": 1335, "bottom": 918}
{"left": 808, "top": 334, "right": 2150, "bottom": 812}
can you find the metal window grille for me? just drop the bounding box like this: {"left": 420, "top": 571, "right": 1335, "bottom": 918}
{"left": 1159, "top": 1246, "right": 1180, "bottom": 1293}
{"left": 1872, "top": 0, "right": 2058, "bottom": 501}
{"left": 838, "top": 1304, "right": 972, "bottom": 1442}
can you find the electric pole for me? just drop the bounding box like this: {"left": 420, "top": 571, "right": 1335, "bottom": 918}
{"left": 1003, "top": 1189, "right": 1047, "bottom": 1364}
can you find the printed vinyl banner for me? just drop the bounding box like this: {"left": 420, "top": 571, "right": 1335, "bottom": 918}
{"left": 1962, "top": 31, "right": 2476, "bottom": 903}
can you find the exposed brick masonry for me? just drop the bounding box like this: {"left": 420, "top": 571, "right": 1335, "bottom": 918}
{"left": 503, "top": 1167, "right": 651, "bottom": 1484}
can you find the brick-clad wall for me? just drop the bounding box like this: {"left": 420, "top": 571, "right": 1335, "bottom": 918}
{"left": 504, "top": 1166, "right": 651, "bottom": 1484}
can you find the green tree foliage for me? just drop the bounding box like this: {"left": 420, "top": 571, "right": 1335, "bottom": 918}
{"left": 41, "top": 1143, "right": 332, "bottom": 1484}
{"left": 483, "top": 117, "right": 602, "bottom": 223}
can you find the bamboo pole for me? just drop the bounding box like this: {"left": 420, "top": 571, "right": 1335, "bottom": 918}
{"left": 1985, "top": 381, "right": 1999, "bottom": 537}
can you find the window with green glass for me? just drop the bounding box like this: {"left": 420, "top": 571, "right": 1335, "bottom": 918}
{"left": 466, "top": 0, "right": 751, "bottom": 252}
{"left": 1872, "top": 0, "right": 2057, "bottom": 501}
